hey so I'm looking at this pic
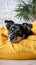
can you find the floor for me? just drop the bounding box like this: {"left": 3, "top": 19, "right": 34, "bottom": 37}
{"left": 0, "top": 60, "right": 36, "bottom": 65}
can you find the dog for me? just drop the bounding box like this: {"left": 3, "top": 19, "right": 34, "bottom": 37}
{"left": 5, "top": 20, "right": 25, "bottom": 42}
{"left": 5, "top": 20, "right": 33, "bottom": 42}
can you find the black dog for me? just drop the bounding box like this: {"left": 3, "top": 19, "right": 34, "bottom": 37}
{"left": 5, "top": 20, "right": 33, "bottom": 42}
{"left": 5, "top": 20, "right": 25, "bottom": 42}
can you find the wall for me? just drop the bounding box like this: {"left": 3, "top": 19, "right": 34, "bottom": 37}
{"left": 0, "top": 0, "right": 30, "bottom": 27}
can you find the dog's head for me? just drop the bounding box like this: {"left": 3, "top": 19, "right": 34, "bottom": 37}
{"left": 5, "top": 20, "right": 23, "bottom": 42}
{"left": 9, "top": 24, "right": 23, "bottom": 42}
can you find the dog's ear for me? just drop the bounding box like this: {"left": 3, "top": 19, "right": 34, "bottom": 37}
{"left": 22, "top": 23, "right": 27, "bottom": 27}
{"left": 5, "top": 20, "right": 14, "bottom": 24}
{"left": 5, "top": 20, "right": 8, "bottom": 23}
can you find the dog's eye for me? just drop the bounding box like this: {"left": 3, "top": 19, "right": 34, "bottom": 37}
{"left": 12, "top": 28, "right": 14, "bottom": 30}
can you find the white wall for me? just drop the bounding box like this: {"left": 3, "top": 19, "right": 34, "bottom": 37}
{"left": 0, "top": 0, "right": 30, "bottom": 27}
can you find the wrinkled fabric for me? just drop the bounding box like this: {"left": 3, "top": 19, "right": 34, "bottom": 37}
{"left": 31, "top": 21, "right": 36, "bottom": 34}
{"left": 0, "top": 25, "right": 36, "bottom": 59}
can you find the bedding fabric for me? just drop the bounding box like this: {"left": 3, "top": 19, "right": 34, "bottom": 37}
{"left": 0, "top": 25, "right": 36, "bottom": 59}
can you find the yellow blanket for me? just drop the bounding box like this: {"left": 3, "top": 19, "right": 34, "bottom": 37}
{"left": 0, "top": 26, "right": 36, "bottom": 60}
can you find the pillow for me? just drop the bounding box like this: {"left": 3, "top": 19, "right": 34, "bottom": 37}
{"left": 31, "top": 28, "right": 36, "bottom": 34}
{"left": 32, "top": 21, "right": 36, "bottom": 28}
{"left": 0, "top": 27, "right": 36, "bottom": 59}
{"left": 27, "top": 35, "right": 36, "bottom": 41}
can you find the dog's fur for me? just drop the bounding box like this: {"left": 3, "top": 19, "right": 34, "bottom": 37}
{"left": 22, "top": 23, "right": 33, "bottom": 38}
{"left": 5, "top": 20, "right": 33, "bottom": 42}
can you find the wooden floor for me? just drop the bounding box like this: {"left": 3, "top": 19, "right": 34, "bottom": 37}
{"left": 0, "top": 60, "right": 36, "bottom": 65}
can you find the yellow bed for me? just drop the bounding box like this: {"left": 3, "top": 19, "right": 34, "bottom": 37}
{"left": 0, "top": 21, "right": 36, "bottom": 60}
